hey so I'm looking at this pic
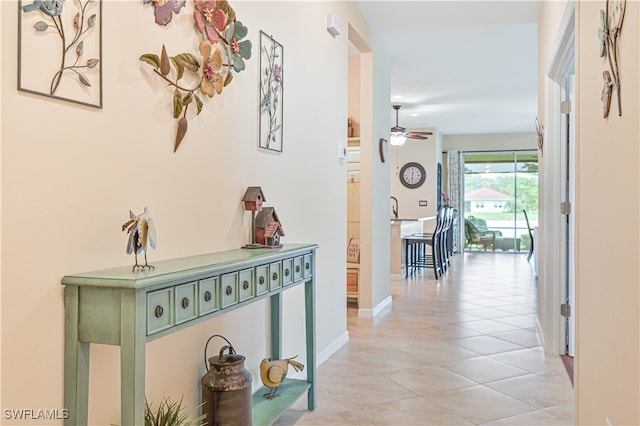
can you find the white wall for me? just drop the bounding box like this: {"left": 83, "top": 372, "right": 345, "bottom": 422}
{"left": 0, "top": 2, "right": 380, "bottom": 424}
{"left": 390, "top": 129, "right": 439, "bottom": 220}
{"left": 539, "top": 1, "right": 640, "bottom": 424}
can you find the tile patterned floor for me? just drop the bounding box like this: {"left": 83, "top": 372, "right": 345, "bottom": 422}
{"left": 275, "top": 253, "right": 574, "bottom": 425}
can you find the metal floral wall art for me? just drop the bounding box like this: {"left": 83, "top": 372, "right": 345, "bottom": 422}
{"left": 259, "top": 31, "right": 284, "bottom": 153}
{"left": 18, "top": 0, "right": 102, "bottom": 108}
{"left": 139, "top": 0, "right": 252, "bottom": 152}
{"left": 598, "top": 0, "right": 626, "bottom": 118}
{"left": 143, "top": 0, "right": 185, "bottom": 26}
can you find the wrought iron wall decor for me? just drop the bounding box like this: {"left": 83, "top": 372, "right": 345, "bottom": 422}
{"left": 258, "top": 31, "right": 284, "bottom": 153}
{"left": 139, "top": 1, "right": 252, "bottom": 152}
{"left": 599, "top": 0, "right": 626, "bottom": 118}
{"left": 18, "top": 0, "right": 103, "bottom": 108}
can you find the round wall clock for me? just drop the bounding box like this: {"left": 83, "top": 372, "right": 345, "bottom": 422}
{"left": 399, "top": 162, "right": 426, "bottom": 189}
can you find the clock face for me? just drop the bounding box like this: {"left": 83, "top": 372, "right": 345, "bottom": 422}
{"left": 399, "top": 162, "right": 426, "bottom": 189}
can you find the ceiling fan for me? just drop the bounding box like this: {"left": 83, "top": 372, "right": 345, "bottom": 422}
{"left": 390, "top": 105, "right": 432, "bottom": 146}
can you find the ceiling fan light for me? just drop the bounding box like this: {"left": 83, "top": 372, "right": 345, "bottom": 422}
{"left": 390, "top": 132, "right": 407, "bottom": 146}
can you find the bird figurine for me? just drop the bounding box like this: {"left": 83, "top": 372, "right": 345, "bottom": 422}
{"left": 121, "top": 207, "right": 157, "bottom": 272}
{"left": 259, "top": 355, "right": 304, "bottom": 399}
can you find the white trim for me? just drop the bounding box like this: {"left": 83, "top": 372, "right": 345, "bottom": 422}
{"left": 546, "top": 1, "right": 576, "bottom": 81}
{"left": 316, "top": 331, "right": 349, "bottom": 367}
{"left": 540, "top": 0, "right": 575, "bottom": 356}
{"left": 358, "top": 295, "right": 392, "bottom": 318}
{"left": 390, "top": 273, "right": 403, "bottom": 280}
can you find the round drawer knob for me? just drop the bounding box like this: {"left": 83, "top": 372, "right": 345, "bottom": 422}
{"left": 272, "top": 272, "right": 278, "bottom": 280}
{"left": 225, "top": 286, "right": 233, "bottom": 296}
{"left": 154, "top": 305, "right": 164, "bottom": 318}
{"left": 259, "top": 276, "right": 265, "bottom": 285}
{"left": 296, "top": 265, "right": 301, "bottom": 273}
{"left": 305, "top": 262, "right": 310, "bottom": 270}
{"left": 243, "top": 280, "right": 250, "bottom": 290}
{"left": 204, "top": 291, "right": 212, "bottom": 302}
{"left": 284, "top": 269, "right": 290, "bottom": 277}
{"left": 181, "top": 297, "right": 190, "bottom": 309}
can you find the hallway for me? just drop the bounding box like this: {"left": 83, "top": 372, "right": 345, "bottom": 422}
{"left": 276, "top": 253, "right": 574, "bottom": 425}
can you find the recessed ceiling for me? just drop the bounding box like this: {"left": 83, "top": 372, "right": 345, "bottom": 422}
{"left": 353, "top": 1, "right": 541, "bottom": 135}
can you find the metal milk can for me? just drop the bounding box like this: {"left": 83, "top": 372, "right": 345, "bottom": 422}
{"left": 201, "top": 335, "right": 253, "bottom": 426}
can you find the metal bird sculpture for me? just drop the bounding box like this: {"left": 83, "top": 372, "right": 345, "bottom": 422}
{"left": 259, "top": 355, "right": 304, "bottom": 400}
{"left": 121, "top": 207, "right": 157, "bottom": 272}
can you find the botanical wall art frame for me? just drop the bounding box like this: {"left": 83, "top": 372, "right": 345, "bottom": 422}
{"left": 18, "top": 0, "right": 103, "bottom": 108}
{"left": 258, "top": 31, "right": 284, "bottom": 153}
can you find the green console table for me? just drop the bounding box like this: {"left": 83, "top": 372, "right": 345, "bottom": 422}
{"left": 62, "top": 243, "right": 317, "bottom": 426}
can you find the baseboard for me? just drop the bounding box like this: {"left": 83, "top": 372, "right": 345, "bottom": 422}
{"left": 358, "top": 295, "right": 393, "bottom": 318}
{"left": 390, "top": 273, "right": 403, "bottom": 280}
{"left": 316, "top": 330, "right": 350, "bottom": 367}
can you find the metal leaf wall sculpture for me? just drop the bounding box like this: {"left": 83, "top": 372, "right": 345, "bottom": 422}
{"left": 139, "top": 0, "right": 252, "bottom": 152}
{"left": 599, "top": 0, "right": 626, "bottom": 118}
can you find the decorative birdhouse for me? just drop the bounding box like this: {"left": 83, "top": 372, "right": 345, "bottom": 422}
{"left": 255, "top": 207, "right": 285, "bottom": 248}
{"left": 242, "top": 186, "right": 266, "bottom": 211}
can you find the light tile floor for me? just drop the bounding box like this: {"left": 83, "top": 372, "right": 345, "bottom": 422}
{"left": 275, "top": 252, "right": 574, "bottom": 425}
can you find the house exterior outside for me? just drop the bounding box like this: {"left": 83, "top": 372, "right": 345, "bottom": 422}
{"left": 464, "top": 187, "right": 512, "bottom": 213}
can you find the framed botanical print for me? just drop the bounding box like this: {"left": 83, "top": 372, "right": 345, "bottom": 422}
{"left": 258, "top": 31, "right": 283, "bottom": 152}
{"left": 18, "top": 0, "right": 103, "bottom": 108}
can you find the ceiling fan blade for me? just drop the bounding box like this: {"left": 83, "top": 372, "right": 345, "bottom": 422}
{"left": 407, "top": 132, "right": 431, "bottom": 140}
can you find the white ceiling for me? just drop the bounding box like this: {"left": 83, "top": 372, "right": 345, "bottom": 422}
{"left": 353, "top": 1, "right": 541, "bottom": 135}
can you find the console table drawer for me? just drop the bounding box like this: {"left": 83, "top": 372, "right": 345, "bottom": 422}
{"left": 269, "top": 261, "right": 282, "bottom": 290}
{"left": 303, "top": 254, "right": 313, "bottom": 278}
{"left": 255, "top": 265, "right": 269, "bottom": 295}
{"left": 293, "top": 256, "right": 304, "bottom": 282}
{"left": 221, "top": 272, "right": 239, "bottom": 308}
{"left": 239, "top": 268, "right": 254, "bottom": 301}
{"left": 175, "top": 282, "right": 197, "bottom": 324}
{"left": 198, "top": 277, "right": 219, "bottom": 315}
{"left": 147, "top": 288, "right": 173, "bottom": 335}
{"left": 282, "top": 258, "right": 293, "bottom": 286}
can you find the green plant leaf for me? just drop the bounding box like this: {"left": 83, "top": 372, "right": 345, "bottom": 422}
{"left": 174, "top": 53, "right": 200, "bottom": 72}
{"left": 34, "top": 21, "right": 48, "bottom": 31}
{"left": 88, "top": 14, "right": 97, "bottom": 28}
{"left": 78, "top": 74, "right": 91, "bottom": 87}
{"left": 139, "top": 54, "right": 160, "bottom": 69}
{"left": 170, "top": 57, "right": 184, "bottom": 80}
{"left": 193, "top": 94, "right": 203, "bottom": 115}
{"left": 224, "top": 72, "right": 233, "bottom": 87}
{"left": 76, "top": 41, "right": 84, "bottom": 57}
{"left": 182, "top": 93, "right": 192, "bottom": 105}
{"left": 173, "top": 88, "right": 183, "bottom": 119}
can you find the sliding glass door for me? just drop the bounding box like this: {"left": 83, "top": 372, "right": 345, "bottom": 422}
{"left": 463, "top": 151, "right": 538, "bottom": 252}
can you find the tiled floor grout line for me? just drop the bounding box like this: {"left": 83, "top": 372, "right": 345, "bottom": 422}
{"left": 274, "top": 252, "right": 574, "bottom": 425}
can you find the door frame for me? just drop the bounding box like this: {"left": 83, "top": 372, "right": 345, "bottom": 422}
{"left": 541, "top": 1, "right": 575, "bottom": 355}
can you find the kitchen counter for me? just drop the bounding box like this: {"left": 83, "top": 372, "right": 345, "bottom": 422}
{"left": 390, "top": 216, "right": 437, "bottom": 278}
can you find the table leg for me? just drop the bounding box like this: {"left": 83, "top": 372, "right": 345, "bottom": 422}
{"left": 270, "top": 293, "right": 282, "bottom": 360}
{"left": 305, "top": 278, "right": 316, "bottom": 410}
{"left": 64, "top": 286, "right": 89, "bottom": 426}
{"left": 120, "top": 290, "right": 146, "bottom": 426}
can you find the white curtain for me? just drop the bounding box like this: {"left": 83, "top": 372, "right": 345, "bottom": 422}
{"left": 446, "top": 150, "right": 464, "bottom": 252}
